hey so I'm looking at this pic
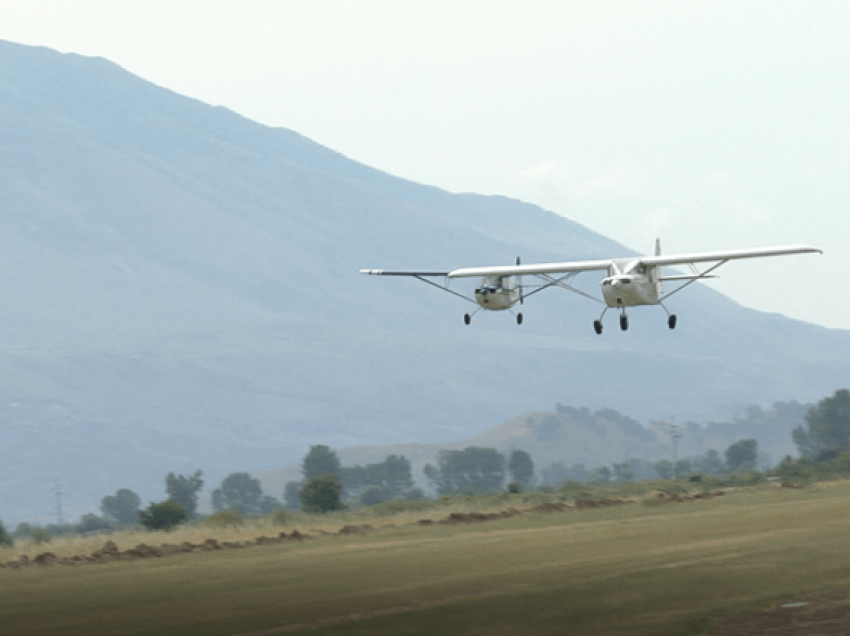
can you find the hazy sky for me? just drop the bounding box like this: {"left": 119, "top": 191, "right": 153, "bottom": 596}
{"left": 3, "top": 1, "right": 848, "bottom": 329}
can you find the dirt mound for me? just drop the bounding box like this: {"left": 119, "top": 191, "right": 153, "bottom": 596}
{"left": 441, "top": 509, "right": 523, "bottom": 524}
{"left": 527, "top": 502, "right": 572, "bottom": 513}
{"left": 574, "top": 497, "right": 633, "bottom": 509}
{"left": 652, "top": 490, "right": 725, "bottom": 503}
{"left": 0, "top": 492, "right": 722, "bottom": 572}
{"left": 0, "top": 529, "right": 313, "bottom": 571}
{"left": 338, "top": 524, "right": 374, "bottom": 535}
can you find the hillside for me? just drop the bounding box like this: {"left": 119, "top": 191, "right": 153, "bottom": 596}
{"left": 0, "top": 40, "right": 847, "bottom": 524}
{"left": 250, "top": 401, "right": 805, "bottom": 502}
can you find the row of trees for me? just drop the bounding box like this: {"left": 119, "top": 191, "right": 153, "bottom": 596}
{"left": 422, "top": 448, "right": 534, "bottom": 495}
{"left": 5, "top": 390, "right": 845, "bottom": 539}
{"left": 284, "top": 445, "right": 420, "bottom": 512}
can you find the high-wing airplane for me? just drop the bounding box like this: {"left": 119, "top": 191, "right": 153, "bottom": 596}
{"left": 360, "top": 241, "right": 821, "bottom": 333}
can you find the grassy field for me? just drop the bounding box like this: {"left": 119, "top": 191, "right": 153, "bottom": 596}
{"left": 2, "top": 482, "right": 850, "bottom": 635}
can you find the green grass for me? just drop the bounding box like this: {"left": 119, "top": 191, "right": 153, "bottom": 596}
{"left": 2, "top": 483, "right": 850, "bottom": 635}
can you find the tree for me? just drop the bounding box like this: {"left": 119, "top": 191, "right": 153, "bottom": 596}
{"left": 654, "top": 460, "right": 673, "bottom": 479}
{"left": 138, "top": 500, "right": 189, "bottom": 531}
{"left": 725, "top": 439, "right": 758, "bottom": 472}
{"left": 100, "top": 488, "right": 141, "bottom": 524}
{"left": 508, "top": 450, "right": 535, "bottom": 488}
{"left": 300, "top": 475, "right": 344, "bottom": 513}
{"left": 257, "top": 495, "right": 283, "bottom": 514}
{"left": 612, "top": 462, "right": 634, "bottom": 483}
{"left": 284, "top": 481, "right": 302, "bottom": 510}
{"left": 77, "top": 513, "right": 113, "bottom": 533}
{"left": 587, "top": 465, "right": 613, "bottom": 484}
{"left": 0, "top": 518, "right": 13, "bottom": 547}
{"left": 360, "top": 485, "right": 388, "bottom": 506}
{"left": 793, "top": 389, "right": 850, "bottom": 458}
{"left": 212, "top": 472, "right": 268, "bottom": 514}
{"left": 165, "top": 470, "right": 204, "bottom": 517}
{"left": 340, "top": 455, "right": 414, "bottom": 499}
{"left": 423, "top": 447, "right": 506, "bottom": 495}
{"left": 302, "top": 445, "right": 341, "bottom": 481}
{"left": 692, "top": 450, "right": 726, "bottom": 476}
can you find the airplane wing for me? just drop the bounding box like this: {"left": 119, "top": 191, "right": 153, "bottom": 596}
{"left": 446, "top": 258, "right": 613, "bottom": 279}
{"left": 639, "top": 245, "right": 821, "bottom": 267}
{"left": 360, "top": 269, "right": 450, "bottom": 276}
{"left": 365, "top": 245, "right": 820, "bottom": 280}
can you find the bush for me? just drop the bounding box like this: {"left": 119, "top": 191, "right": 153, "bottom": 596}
{"left": 558, "top": 480, "right": 592, "bottom": 499}
{"left": 204, "top": 509, "right": 244, "bottom": 528}
{"left": 360, "top": 486, "right": 389, "bottom": 506}
{"left": 270, "top": 508, "right": 288, "bottom": 525}
{"left": 77, "top": 513, "right": 113, "bottom": 534}
{"left": 30, "top": 528, "right": 53, "bottom": 545}
{"left": 13, "top": 522, "right": 34, "bottom": 538}
{"left": 300, "top": 475, "right": 344, "bottom": 513}
{"left": 369, "top": 498, "right": 434, "bottom": 516}
{"left": 776, "top": 455, "right": 814, "bottom": 483}
{"left": 138, "top": 500, "right": 189, "bottom": 531}
{"left": 507, "top": 481, "right": 522, "bottom": 494}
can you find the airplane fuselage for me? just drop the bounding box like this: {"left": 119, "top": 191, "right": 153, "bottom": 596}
{"left": 600, "top": 260, "right": 660, "bottom": 308}
{"left": 474, "top": 276, "right": 520, "bottom": 310}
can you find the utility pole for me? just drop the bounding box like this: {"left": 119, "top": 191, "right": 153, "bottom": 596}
{"left": 53, "top": 479, "right": 64, "bottom": 525}
{"left": 669, "top": 418, "right": 683, "bottom": 479}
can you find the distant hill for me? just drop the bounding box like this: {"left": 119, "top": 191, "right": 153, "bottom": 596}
{"left": 250, "top": 401, "right": 807, "bottom": 503}
{"left": 0, "top": 40, "right": 847, "bottom": 524}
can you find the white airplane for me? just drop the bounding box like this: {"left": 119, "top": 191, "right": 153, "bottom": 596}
{"left": 360, "top": 241, "right": 821, "bottom": 333}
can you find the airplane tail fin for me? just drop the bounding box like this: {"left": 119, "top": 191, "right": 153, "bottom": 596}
{"left": 653, "top": 238, "right": 662, "bottom": 295}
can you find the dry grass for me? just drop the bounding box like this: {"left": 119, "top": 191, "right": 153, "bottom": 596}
{"left": 1, "top": 481, "right": 848, "bottom": 635}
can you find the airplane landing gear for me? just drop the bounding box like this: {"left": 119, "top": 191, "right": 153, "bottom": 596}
{"left": 516, "top": 313, "right": 523, "bottom": 325}
{"left": 593, "top": 320, "right": 603, "bottom": 335}
{"left": 620, "top": 314, "right": 629, "bottom": 331}
{"left": 464, "top": 313, "right": 471, "bottom": 325}
{"left": 668, "top": 314, "right": 677, "bottom": 330}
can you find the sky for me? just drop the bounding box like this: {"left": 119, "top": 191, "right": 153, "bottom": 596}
{"left": 3, "top": 1, "right": 849, "bottom": 329}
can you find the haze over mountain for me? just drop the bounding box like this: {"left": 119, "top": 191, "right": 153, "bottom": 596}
{"left": 1, "top": 41, "right": 847, "bottom": 524}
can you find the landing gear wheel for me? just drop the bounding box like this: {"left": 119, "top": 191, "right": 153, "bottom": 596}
{"left": 593, "top": 320, "right": 603, "bottom": 335}
{"left": 620, "top": 315, "right": 629, "bottom": 331}
{"left": 516, "top": 313, "right": 523, "bottom": 325}
{"left": 464, "top": 313, "right": 471, "bottom": 325}
{"left": 668, "top": 314, "right": 677, "bottom": 330}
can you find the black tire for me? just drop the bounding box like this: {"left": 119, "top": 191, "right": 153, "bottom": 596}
{"left": 620, "top": 315, "right": 629, "bottom": 331}
{"left": 593, "top": 320, "right": 603, "bottom": 335}
{"left": 668, "top": 314, "right": 677, "bottom": 330}
{"left": 516, "top": 313, "right": 523, "bottom": 325}
{"left": 464, "top": 314, "right": 471, "bottom": 325}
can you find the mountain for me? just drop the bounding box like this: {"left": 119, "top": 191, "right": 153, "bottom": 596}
{"left": 0, "top": 40, "right": 847, "bottom": 524}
